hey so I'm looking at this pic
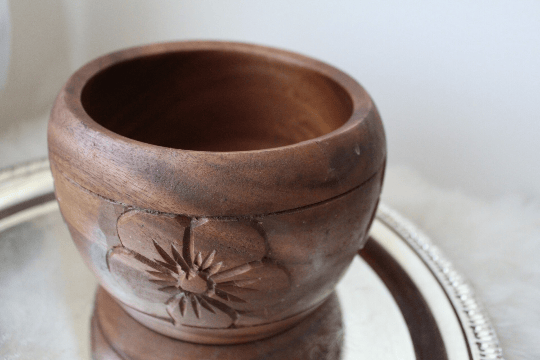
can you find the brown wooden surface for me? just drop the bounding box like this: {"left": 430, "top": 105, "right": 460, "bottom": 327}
{"left": 48, "top": 41, "right": 386, "bottom": 345}
{"left": 48, "top": 41, "right": 385, "bottom": 216}
{"left": 92, "top": 286, "right": 343, "bottom": 360}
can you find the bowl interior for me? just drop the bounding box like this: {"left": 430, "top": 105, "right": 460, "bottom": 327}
{"left": 81, "top": 50, "right": 353, "bottom": 152}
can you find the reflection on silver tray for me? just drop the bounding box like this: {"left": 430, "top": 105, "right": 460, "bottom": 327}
{"left": 0, "top": 159, "right": 503, "bottom": 359}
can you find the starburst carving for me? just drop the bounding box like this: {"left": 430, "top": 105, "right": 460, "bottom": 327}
{"left": 145, "top": 237, "right": 263, "bottom": 324}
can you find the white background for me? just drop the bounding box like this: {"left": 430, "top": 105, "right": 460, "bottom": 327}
{"left": 1, "top": 2, "right": 539, "bottom": 359}
{"left": 1, "top": 0, "right": 539, "bottom": 200}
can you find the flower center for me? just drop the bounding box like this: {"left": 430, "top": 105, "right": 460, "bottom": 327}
{"left": 180, "top": 274, "right": 208, "bottom": 294}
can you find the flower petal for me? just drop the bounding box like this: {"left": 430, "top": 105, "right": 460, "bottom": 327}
{"left": 214, "top": 261, "right": 291, "bottom": 305}
{"left": 107, "top": 247, "right": 173, "bottom": 304}
{"left": 153, "top": 240, "right": 176, "bottom": 267}
{"left": 171, "top": 244, "right": 190, "bottom": 272}
{"left": 217, "top": 278, "right": 260, "bottom": 288}
{"left": 201, "top": 250, "right": 216, "bottom": 270}
{"left": 215, "top": 288, "right": 247, "bottom": 303}
{"left": 190, "top": 295, "right": 201, "bottom": 319}
{"left": 146, "top": 271, "right": 176, "bottom": 282}
{"left": 195, "top": 252, "right": 203, "bottom": 267}
{"left": 200, "top": 295, "right": 239, "bottom": 324}
{"left": 166, "top": 293, "right": 184, "bottom": 325}
{"left": 117, "top": 210, "right": 190, "bottom": 263}
{"left": 191, "top": 219, "right": 266, "bottom": 271}
{"left": 211, "top": 261, "right": 262, "bottom": 282}
{"left": 198, "top": 297, "right": 216, "bottom": 314}
{"left": 149, "top": 279, "right": 177, "bottom": 287}
{"left": 179, "top": 295, "right": 188, "bottom": 316}
{"left": 206, "top": 261, "right": 223, "bottom": 276}
{"left": 159, "top": 286, "right": 180, "bottom": 294}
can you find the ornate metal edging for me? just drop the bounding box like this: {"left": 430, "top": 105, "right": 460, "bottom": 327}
{"left": 377, "top": 204, "right": 504, "bottom": 360}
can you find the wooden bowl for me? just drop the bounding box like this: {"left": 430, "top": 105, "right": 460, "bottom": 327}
{"left": 48, "top": 41, "right": 386, "bottom": 345}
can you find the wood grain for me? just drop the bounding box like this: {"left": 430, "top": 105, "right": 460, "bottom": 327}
{"left": 48, "top": 41, "right": 386, "bottom": 345}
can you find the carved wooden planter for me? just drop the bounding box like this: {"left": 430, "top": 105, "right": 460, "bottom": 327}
{"left": 48, "top": 41, "right": 386, "bottom": 345}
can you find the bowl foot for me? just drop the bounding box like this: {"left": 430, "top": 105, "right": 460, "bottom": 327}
{"left": 91, "top": 287, "right": 343, "bottom": 360}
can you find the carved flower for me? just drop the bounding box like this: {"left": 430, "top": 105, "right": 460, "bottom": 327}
{"left": 143, "top": 238, "right": 271, "bottom": 325}
{"left": 107, "top": 210, "right": 290, "bottom": 328}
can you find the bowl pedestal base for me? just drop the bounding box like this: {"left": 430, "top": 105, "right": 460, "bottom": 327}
{"left": 91, "top": 287, "right": 343, "bottom": 360}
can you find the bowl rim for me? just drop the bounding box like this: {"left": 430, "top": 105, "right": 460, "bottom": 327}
{"left": 48, "top": 41, "right": 386, "bottom": 216}
{"left": 63, "top": 40, "right": 372, "bottom": 155}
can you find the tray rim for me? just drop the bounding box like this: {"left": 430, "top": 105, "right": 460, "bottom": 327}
{"left": 376, "top": 204, "right": 503, "bottom": 360}
{"left": 0, "top": 158, "right": 504, "bottom": 360}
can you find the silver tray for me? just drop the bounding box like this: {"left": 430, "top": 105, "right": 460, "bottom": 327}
{"left": 0, "top": 159, "right": 503, "bottom": 359}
